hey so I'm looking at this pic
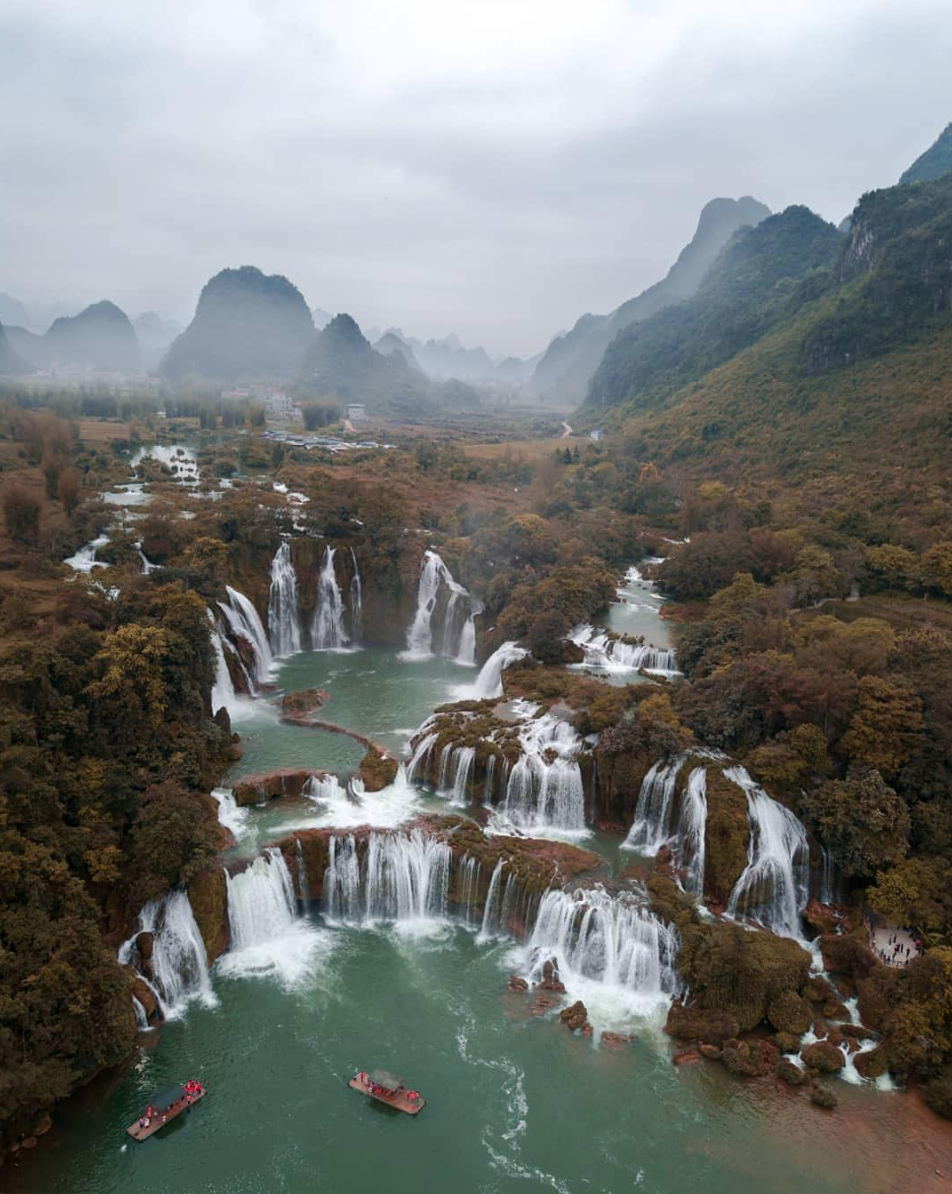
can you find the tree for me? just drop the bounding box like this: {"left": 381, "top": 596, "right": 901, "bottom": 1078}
{"left": 58, "top": 466, "right": 82, "bottom": 516}
{"left": 840, "top": 675, "right": 924, "bottom": 778}
{"left": 2, "top": 483, "right": 40, "bottom": 545}
{"left": 920, "top": 542, "right": 952, "bottom": 597}
{"left": 800, "top": 770, "right": 910, "bottom": 878}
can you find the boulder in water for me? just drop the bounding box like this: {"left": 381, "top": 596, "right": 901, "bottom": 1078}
{"left": 130, "top": 976, "right": 158, "bottom": 1020}
{"left": 665, "top": 1002, "right": 740, "bottom": 1046}
{"left": 767, "top": 990, "right": 813, "bottom": 1036}
{"left": 135, "top": 930, "right": 154, "bottom": 961}
{"left": 280, "top": 688, "right": 329, "bottom": 719}
{"left": 187, "top": 867, "right": 229, "bottom": 963}
{"left": 529, "top": 993, "right": 562, "bottom": 1017}
{"left": 602, "top": 1032, "right": 635, "bottom": 1050}
{"left": 777, "top": 1058, "right": 807, "bottom": 1085}
{"left": 698, "top": 1043, "right": 722, "bottom": 1060}
{"left": 508, "top": 975, "right": 529, "bottom": 993}
{"left": 810, "top": 1085, "right": 838, "bottom": 1110}
{"left": 559, "top": 1000, "right": 589, "bottom": 1030}
{"left": 539, "top": 957, "right": 566, "bottom": 993}
{"left": 358, "top": 747, "right": 399, "bottom": 792}
{"left": 233, "top": 767, "right": 330, "bottom": 806}
{"left": 673, "top": 1048, "right": 703, "bottom": 1066}
{"left": 802, "top": 1041, "right": 845, "bottom": 1073}
{"left": 721, "top": 1039, "right": 773, "bottom": 1078}
{"left": 854, "top": 1045, "right": 889, "bottom": 1080}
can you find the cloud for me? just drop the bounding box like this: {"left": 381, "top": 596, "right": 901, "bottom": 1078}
{"left": 1, "top": 0, "right": 950, "bottom": 354}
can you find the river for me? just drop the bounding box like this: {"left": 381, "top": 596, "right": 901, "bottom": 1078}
{"left": 12, "top": 564, "right": 952, "bottom": 1194}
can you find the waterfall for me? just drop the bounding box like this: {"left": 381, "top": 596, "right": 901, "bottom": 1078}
{"left": 483, "top": 753, "right": 497, "bottom": 804}
{"left": 456, "top": 613, "right": 477, "bottom": 666}
{"left": 211, "top": 786, "right": 249, "bottom": 841}
{"left": 622, "top": 757, "right": 685, "bottom": 853}
{"left": 676, "top": 767, "right": 708, "bottom": 897}
{"left": 521, "top": 887, "right": 681, "bottom": 1015}
{"left": 267, "top": 541, "right": 302, "bottom": 658}
{"left": 208, "top": 611, "right": 253, "bottom": 721}
{"left": 295, "top": 839, "right": 311, "bottom": 912}
{"left": 406, "top": 732, "right": 439, "bottom": 786}
{"left": 457, "top": 855, "right": 482, "bottom": 929}
{"left": 219, "top": 848, "right": 326, "bottom": 985}
{"left": 132, "top": 995, "right": 151, "bottom": 1031}
{"left": 725, "top": 765, "right": 810, "bottom": 939}
{"left": 64, "top": 533, "right": 110, "bottom": 572}
{"left": 118, "top": 890, "right": 216, "bottom": 1020}
{"left": 218, "top": 586, "right": 273, "bottom": 687}
{"left": 404, "top": 550, "right": 475, "bottom": 660}
{"left": 476, "top": 859, "right": 507, "bottom": 942}
{"left": 312, "top": 546, "right": 349, "bottom": 650}
{"left": 569, "top": 624, "right": 679, "bottom": 676}
{"left": 137, "top": 546, "right": 157, "bottom": 574}
{"left": 349, "top": 547, "right": 363, "bottom": 644}
{"left": 468, "top": 642, "right": 527, "bottom": 700}
{"left": 323, "top": 830, "right": 451, "bottom": 933}
{"left": 502, "top": 709, "right": 585, "bottom": 832}
{"left": 435, "top": 745, "right": 475, "bottom": 805}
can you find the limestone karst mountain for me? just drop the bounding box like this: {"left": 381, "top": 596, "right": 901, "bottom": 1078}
{"left": 530, "top": 195, "right": 771, "bottom": 407}
{"left": 161, "top": 266, "right": 314, "bottom": 382}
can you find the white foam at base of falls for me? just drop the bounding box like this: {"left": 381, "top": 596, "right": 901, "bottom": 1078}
{"left": 514, "top": 887, "right": 681, "bottom": 1028}
{"left": 725, "top": 765, "right": 809, "bottom": 940}
{"left": 268, "top": 540, "right": 303, "bottom": 658}
{"left": 301, "top": 768, "right": 423, "bottom": 830}
{"left": 218, "top": 848, "right": 330, "bottom": 986}
{"left": 118, "top": 890, "right": 217, "bottom": 1020}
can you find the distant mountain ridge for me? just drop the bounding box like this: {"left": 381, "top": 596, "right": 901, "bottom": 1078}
{"left": 530, "top": 195, "right": 771, "bottom": 407}
{"left": 161, "top": 266, "right": 314, "bottom": 382}
{"left": 4, "top": 300, "right": 142, "bottom": 372}
{"left": 900, "top": 121, "right": 952, "bottom": 185}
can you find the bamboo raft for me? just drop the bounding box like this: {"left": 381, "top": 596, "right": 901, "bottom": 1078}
{"left": 127, "top": 1085, "right": 206, "bottom": 1141}
{"left": 349, "top": 1070, "right": 426, "bottom": 1116}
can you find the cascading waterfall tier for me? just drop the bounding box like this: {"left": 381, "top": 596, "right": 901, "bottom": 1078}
{"left": 520, "top": 886, "right": 681, "bottom": 1016}
{"left": 569, "top": 624, "right": 679, "bottom": 676}
{"left": 219, "top": 848, "right": 327, "bottom": 985}
{"left": 118, "top": 890, "right": 216, "bottom": 1020}
{"left": 218, "top": 586, "right": 273, "bottom": 688}
{"left": 312, "top": 546, "right": 350, "bottom": 650}
{"left": 502, "top": 704, "right": 586, "bottom": 833}
{"left": 268, "top": 540, "right": 303, "bottom": 657}
{"left": 349, "top": 547, "right": 363, "bottom": 645}
{"left": 323, "top": 830, "right": 451, "bottom": 932}
{"left": 623, "top": 757, "right": 686, "bottom": 853}
{"left": 725, "top": 765, "right": 810, "bottom": 939}
{"left": 467, "top": 641, "right": 528, "bottom": 700}
{"left": 208, "top": 610, "right": 254, "bottom": 721}
{"left": 404, "top": 550, "right": 479, "bottom": 661}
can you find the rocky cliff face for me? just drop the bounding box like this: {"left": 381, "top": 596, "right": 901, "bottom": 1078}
{"left": 161, "top": 265, "right": 314, "bottom": 382}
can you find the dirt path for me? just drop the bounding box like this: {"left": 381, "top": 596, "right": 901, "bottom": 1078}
{"left": 560, "top": 421, "right": 573, "bottom": 438}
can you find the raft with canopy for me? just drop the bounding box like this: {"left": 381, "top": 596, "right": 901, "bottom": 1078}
{"left": 349, "top": 1068, "right": 426, "bottom": 1115}
{"left": 127, "top": 1082, "right": 206, "bottom": 1140}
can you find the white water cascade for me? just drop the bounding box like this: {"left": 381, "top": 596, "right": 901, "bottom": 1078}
{"left": 118, "top": 890, "right": 216, "bottom": 1020}
{"left": 457, "top": 855, "right": 483, "bottom": 929}
{"left": 208, "top": 611, "right": 254, "bottom": 722}
{"left": 434, "top": 744, "right": 476, "bottom": 805}
{"left": 622, "top": 757, "right": 685, "bottom": 853}
{"left": 520, "top": 887, "right": 681, "bottom": 1018}
{"left": 323, "top": 830, "right": 452, "bottom": 933}
{"left": 404, "top": 550, "right": 477, "bottom": 660}
{"left": 676, "top": 767, "right": 708, "bottom": 897}
{"left": 268, "top": 541, "right": 303, "bottom": 658}
{"left": 569, "top": 624, "right": 679, "bottom": 676}
{"left": 502, "top": 706, "right": 586, "bottom": 833}
{"left": 312, "top": 546, "right": 349, "bottom": 650}
{"left": 725, "top": 765, "right": 810, "bottom": 939}
{"left": 218, "top": 586, "right": 273, "bottom": 688}
{"left": 219, "top": 848, "right": 327, "bottom": 985}
{"left": 466, "top": 642, "right": 528, "bottom": 700}
{"left": 64, "top": 533, "right": 111, "bottom": 572}
{"left": 349, "top": 547, "right": 363, "bottom": 644}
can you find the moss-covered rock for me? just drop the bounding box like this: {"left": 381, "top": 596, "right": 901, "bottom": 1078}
{"left": 722, "top": 1039, "right": 772, "bottom": 1077}
{"left": 646, "top": 872, "right": 698, "bottom": 931}
{"left": 233, "top": 767, "right": 327, "bottom": 806}
{"left": 802, "top": 1041, "right": 845, "bottom": 1073}
{"left": 853, "top": 1045, "right": 889, "bottom": 1080}
{"left": 702, "top": 769, "right": 750, "bottom": 905}
{"left": 923, "top": 1071, "right": 952, "bottom": 1120}
{"left": 777, "top": 1058, "right": 807, "bottom": 1085}
{"left": 358, "top": 747, "right": 398, "bottom": 792}
{"left": 773, "top": 1031, "right": 803, "bottom": 1054}
{"left": 280, "top": 688, "right": 329, "bottom": 718}
{"left": 767, "top": 990, "right": 813, "bottom": 1035}
{"left": 676, "top": 920, "right": 813, "bottom": 1033}
{"left": 810, "top": 1086, "right": 838, "bottom": 1109}
{"left": 187, "top": 867, "right": 229, "bottom": 962}
{"left": 818, "top": 931, "right": 879, "bottom": 981}
{"left": 665, "top": 1002, "right": 740, "bottom": 1045}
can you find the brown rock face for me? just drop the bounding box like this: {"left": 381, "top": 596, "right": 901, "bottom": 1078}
{"left": 135, "top": 930, "right": 154, "bottom": 960}
{"left": 358, "top": 747, "right": 399, "bottom": 792}
{"left": 698, "top": 1044, "right": 722, "bottom": 1060}
{"left": 539, "top": 958, "right": 567, "bottom": 993}
{"left": 232, "top": 767, "right": 328, "bottom": 806}
{"left": 131, "top": 976, "right": 158, "bottom": 1021}
{"left": 673, "top": 1049, "right": 702, "bottom": 1066}
{"left": 508, "top": 975, "right": 529, "bottom": 993}
{"left": 187, "top": 867, "right": 230, "bottom": 963}
{"left": 280, "top": 688, "right": 329, "bottom": 718}
{"left": 665, "top": 1002, "right": 740, "bottom": 1046}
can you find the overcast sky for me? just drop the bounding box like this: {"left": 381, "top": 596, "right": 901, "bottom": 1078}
{"left": 1, "top": 0, "right": 950, "bottom": 357}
